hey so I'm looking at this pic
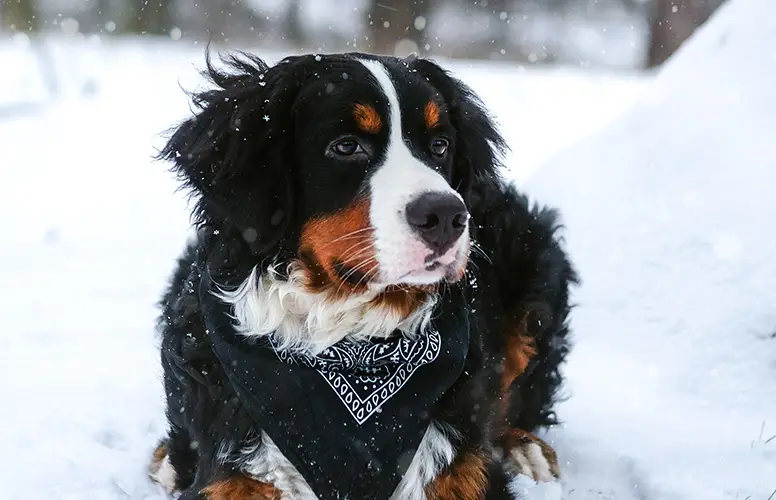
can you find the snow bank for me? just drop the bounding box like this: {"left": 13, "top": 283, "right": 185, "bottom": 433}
{"left": 524, "top": 0, "right": 776, "bottom": 497}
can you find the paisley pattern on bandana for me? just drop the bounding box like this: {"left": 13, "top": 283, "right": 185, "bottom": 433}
{"left": 271, "top": 330, "right": 442, "bottom": 424}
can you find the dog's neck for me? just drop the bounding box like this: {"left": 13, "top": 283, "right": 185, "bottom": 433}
{"left": 214, "top": 260, "right": 438, "bottom": 356}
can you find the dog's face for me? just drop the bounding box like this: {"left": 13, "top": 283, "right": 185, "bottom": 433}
{"left": 163, "top": 52, "right": 505, "bottom": 294}
{"left": 295, "top": 58, "right": 473, "bottom": 289}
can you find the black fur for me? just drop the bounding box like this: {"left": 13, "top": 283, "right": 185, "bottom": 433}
{"left": 154, "top": 50, "right": 577, "bottom": 499}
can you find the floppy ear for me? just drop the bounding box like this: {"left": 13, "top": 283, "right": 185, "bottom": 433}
{"left": 159, "top": 51, "right": 311, "bottom": 254}
{"left": 410, "top": 57, "right": 508, "bottom": 201}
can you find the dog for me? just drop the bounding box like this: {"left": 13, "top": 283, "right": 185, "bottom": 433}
{"left": 149, "top": 50, "right": 577, "bottom": 500}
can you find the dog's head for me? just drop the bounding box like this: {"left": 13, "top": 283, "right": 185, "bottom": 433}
{"left": 162, "top": 52, "right": 506, "bottom": 351}
{"left": 163, "top": 51, "right": 505, "bottom": 292}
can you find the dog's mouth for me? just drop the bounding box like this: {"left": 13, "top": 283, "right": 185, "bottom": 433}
{"left": 424, "top": 260, "right": 442, "bottom": 272}
{"left": 420, "top": 246, "right": 467, "bottom": 277}
{"left": 329, "top": 243, "right": 470, "bottom": 290}
{"left": 388, "top": 256, "right": 465, "bottom": 287}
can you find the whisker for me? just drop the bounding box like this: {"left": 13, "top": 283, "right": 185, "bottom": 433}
{"left": 336, "top": 257, "right": 378, "bottom": 295}
{"left": 353, "top": 261, "right": 381, "bottom": 292}
{"left": 331, "top": 227, "right": 373, "bottom": 242}
{"left": 336, "top": 262, "right": 375, "bottom": 297}
{"left": 346, "top": 256, "right": 378, "bottom": 278}
{"left": 338, "top": 240, "right": 375, "bottom": 261}
{"left": 320, "top": 227, "right": 373, "bottom": 249}
{"left": 470, "top": 240, "right": 493, "bottom": 265}
{"left": 332, "top": 241, "right": 377, "bottom": 296}
{"left": 341, "top": 254, "right": 376, "bottom": 278}
{"left": 338, "top": 245, "right": 376, "bottom": 269}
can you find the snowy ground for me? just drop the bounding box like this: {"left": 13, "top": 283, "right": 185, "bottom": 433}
{"left": 530, "top": 0, "right": 776, "bottom": 498}
{"left": 0, "top": 3, "right": 771, "bottom": 496}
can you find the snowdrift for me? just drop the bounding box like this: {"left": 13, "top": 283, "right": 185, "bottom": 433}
{"left": 525, "top": 0, "right": 776, "bottom": 497}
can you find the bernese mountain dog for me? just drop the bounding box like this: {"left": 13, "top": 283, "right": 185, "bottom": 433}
{"left": 149, "top": 51, "right": 578, "bottom": 500}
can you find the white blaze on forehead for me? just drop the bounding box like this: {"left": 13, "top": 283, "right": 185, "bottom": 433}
{"left": 358, "top": 59, "right": 464, "bottom": 284}
{"left": 358, "top": 59, "right": 452, "bottom": 194}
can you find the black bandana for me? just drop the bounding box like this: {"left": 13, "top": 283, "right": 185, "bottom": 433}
{"left": 198, "top": 263, "right": 470, "bottom": 500}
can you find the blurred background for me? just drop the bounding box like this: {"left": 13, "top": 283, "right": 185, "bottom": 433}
{"left": 3, "top": 1, "right": 776, "bottom": 499}
{"left": 0, "top": 0, "right": 729, "bottom": 185}
{"left": 1, "top": 0, "right": 726, "bottom": 70}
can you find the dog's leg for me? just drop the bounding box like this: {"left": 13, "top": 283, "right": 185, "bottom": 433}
{"left": 497, "top": 429, "right": 560, "bottom": 483}
{"left": 422, "top": 444, "right": 558, "bottom": 500}
{"left": 495, "top": 324, "right": 561, "bottom": 485}
{"left": 468, "top": 181, "right": 575, "bottom": 490}
{"left": 424, "top": 449, "right": 489, "bottom": 500}
{"left": 149, "top": 425, "right": 199, "bottom": 495}
{"left": 149, "top": 439, "right": 178, "bottom": 495}
{"left": 496, "top": 319, "right": 561, "bottom": 483}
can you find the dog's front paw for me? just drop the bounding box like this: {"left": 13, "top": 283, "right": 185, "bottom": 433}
{"left": 499, "top": 429, "right": 560, "bottom": 483}
{"left": 149, "top": 440, "right": 179, "bottom": 495}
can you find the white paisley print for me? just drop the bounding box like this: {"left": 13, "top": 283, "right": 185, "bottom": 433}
{"left": 271, "top": 329, "right": 442, "bottom": 424}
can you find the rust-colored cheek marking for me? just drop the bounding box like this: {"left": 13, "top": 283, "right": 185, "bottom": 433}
{"left": 299, "top": 198, "right": 375, "bottom": 291}
{"left": 353, "top": 103, "right": 382, "bottom": 134}
{"left": 203, "top": 475, "right": 281, "bottom": 500}
{"left": 424, "top": 100, "right": 441, "bottom": 129}
{"left": 426, "top": 450, "right": 489, "bottom": 500}
{"left": 299, "top": 202, "right": 436, "bottom": 321}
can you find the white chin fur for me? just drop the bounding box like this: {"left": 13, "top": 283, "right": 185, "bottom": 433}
{"left": 213, "top": 261, "right": 438, "bottom": 355}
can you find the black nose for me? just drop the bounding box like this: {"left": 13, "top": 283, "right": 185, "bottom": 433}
{"left": 405, "top": 192, "right": 468, "bottom": 254}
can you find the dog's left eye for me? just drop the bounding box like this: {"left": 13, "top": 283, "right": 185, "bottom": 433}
{"left": 330, "top": 138, "right": 365, "bottom": 157}
{"left": 430, "top": 138, "right": 449, "bottom": 158}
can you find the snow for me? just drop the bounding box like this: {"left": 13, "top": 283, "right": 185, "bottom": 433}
{"left": 0, "top": 0, "right": 771, "bottom": 494}
{"left": 525, "top": 0, "right": 776, "bottom": 497}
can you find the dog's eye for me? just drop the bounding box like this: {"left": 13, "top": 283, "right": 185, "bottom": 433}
{"left": 330, "top": 138, "right": 364, "bottom": 157}
{"left": 430, "top": 138, "right": 449, "bottom": 158}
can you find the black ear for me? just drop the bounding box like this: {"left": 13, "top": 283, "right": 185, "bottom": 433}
{"left": 410, "top": 57, "right": 508, "bottom": 201}
{"left": 159, "top": 51, "right": 312, "bottom": 253}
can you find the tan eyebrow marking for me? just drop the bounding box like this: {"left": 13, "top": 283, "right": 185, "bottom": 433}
{"left": 353, "top": 103, "right": 382, "bottom": 134}
{"left": 424, "top": 101, "right": 441, "bottom": 129}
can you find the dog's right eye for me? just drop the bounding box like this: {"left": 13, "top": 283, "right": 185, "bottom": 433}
{"left": 329, "top": 138, "right": 364, "bottom": 157}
